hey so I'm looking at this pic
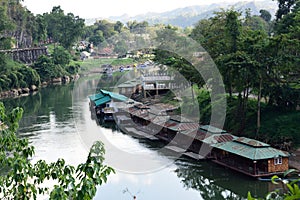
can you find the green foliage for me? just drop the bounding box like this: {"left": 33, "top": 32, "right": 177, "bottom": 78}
{"left": 248, "top": 170, "right": 300, "bottom": 200}
{"left": 65, "top": 63, "right": 80, "bottom": 74}
{"left": 0, "top": 56, "right": 41, "bottom": 91}
{"left": 259, "top": 9, "right": 272, "bottom": 23}
{"left": 88, "top": 30, "right": 104, "bottom": 46}
{"left": 187, "top": 7, "right": 300, "bottom": 138}
{"left": 43, "top": 6, "right": 85, "bottom": 49}
{"left": 33, "top": 55, "right": 56, "bottom": 82}
{"left": 253, "top": 110, "right": 300, "bottom": 146}
{"left": 0, "top": 102, "right": 114, "bottom": 199}
{"left": 32, "top": 46, "right": 78, "bottom": 82}
{"left": 52, "top": 46, "right": 72, "bottom": 66}
{"left": 275, "top": 0, "right": 297, "bottom": 20}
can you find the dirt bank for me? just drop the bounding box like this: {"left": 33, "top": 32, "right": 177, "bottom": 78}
{"left": 289, "top": 148, "right": 300, "bottom": 171}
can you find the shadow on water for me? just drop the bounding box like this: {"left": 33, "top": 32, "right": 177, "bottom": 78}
{"left": 173, "top": 159, "right": 275, "bottom": 199}
{"left": 2, "top": 84, "right": 75, "bottom": 136}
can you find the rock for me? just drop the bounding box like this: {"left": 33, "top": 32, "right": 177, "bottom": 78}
{"left": 42, "top": 82, "right": 48, "bottom": 86}
{"left": 30, "top": 85, "right": 38, "bottom": 91}
{"left": 71, "top": 74, "right": 80, "bottom": 80}
{"left": 22, "top": 88, "right": 30, "bottom": 93}
{"left": 62, "top": 76, "right": 70, "bottom": 83}
{"left": 11, "top": 89, "right": 19, "bottom": 96}
{"left": 17, "top": 88, "right": 22, "bottom": 95}
{"left": 52, "top": 77, "right": 62, "bottom": 83}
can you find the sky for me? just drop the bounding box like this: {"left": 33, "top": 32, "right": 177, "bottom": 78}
{"left": 21, "top": 0, "right": 251, "bottom": 19}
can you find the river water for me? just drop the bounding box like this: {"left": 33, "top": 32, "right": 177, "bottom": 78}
{"left": 2, "top": 75, "right": 275, "bottom": 200}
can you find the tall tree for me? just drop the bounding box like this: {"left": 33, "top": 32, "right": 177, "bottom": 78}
{"left": 43, "top": 6, "right": 85, "bottom": 49}
{"left": 259, "top": 9, "right": 272, "bottom": 22}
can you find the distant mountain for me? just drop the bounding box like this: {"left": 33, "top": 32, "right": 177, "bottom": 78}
{"left": 85, "top": 0, "right": 278, "bottom": 27}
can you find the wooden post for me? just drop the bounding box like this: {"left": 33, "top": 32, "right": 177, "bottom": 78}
{"left": 156, "top": 81, "right": 158, "bottom": 95}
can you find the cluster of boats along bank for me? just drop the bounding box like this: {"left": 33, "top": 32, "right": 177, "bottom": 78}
{"left": 89, "top": 89, "right": 291, "bottom": 178}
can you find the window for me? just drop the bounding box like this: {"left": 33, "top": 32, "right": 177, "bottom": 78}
{"left": 274, "top": 157, "right": 282, "bottom": 165}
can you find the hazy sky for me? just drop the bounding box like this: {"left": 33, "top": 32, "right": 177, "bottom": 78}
{"left": 21, "top": 0, "right": 252, "bottom": 18}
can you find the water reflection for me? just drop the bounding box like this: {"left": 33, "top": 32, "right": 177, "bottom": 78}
{"left": 1, "top": 77, "right": 274, "bottom": 200}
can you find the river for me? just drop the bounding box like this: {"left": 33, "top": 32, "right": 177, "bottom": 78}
{"left": 2, "top": 75, "right": 275, "bottom": 200}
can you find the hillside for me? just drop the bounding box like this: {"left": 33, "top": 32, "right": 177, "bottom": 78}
{"left": 85, "top": 0, "right": 278, "bottom": 27}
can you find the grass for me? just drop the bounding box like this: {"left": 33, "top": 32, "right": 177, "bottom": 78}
{"left": 75, "top": 58, "right": 136, "bottom": 74}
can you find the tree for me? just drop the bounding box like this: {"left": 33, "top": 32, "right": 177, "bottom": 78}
{"left": 225, "top": 10, "right": 241, "bottom": 53}
{"left": 93, "top": 20, "right": 116, "bottom": 38}
{"left": 259, "top": 9, "right": 272, "bottom": 22}
{"left": 114, "top": 21, "right": 124, "bottom": 33}
{"left": 88, "top": 30, "right": 104, "bottom": 46}
{"left": 33, "top": 55, "right": 57, "bottom": 82}
{"left": 33, "top": 14, "right": 47, "bottom": 44}
{"left": 52, "top": 46, "right": 71, "bottom": 67}
{"left": 43, "top": 6, "right": 85, "bottom": 49}
{"left": 0, "top": 102, "right": 114, "bottom": 199}
{"left": 275, "top": 0, "right": 297, "bottom": 20}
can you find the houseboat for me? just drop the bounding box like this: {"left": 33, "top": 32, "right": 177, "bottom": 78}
{"left": 211, "top": 137, "right": 290, "bottom": 177}
{"left": 89, "top": 89, "right": 129, "bottom": 122}
{"left": 88, "top": 90, "right": 291, "bottom": 178}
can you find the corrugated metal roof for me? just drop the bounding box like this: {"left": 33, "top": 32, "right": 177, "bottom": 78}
{"left": 167, "top": 121, "right": 199, "bottom": 132}
{"left": 212, "top": 141, "right": 289, "bottom": 160}
{"left": 94, "top": 96, "right": 111, "bottom": 107}
{"left": 170, "top": 115, "right": 195, "bottom": 123}
{"left": 89, "top": 93, "right": 105, "bottom": 101}
{"left": 178, "top": 123, "right": 199, "bottom": 131}
{"left": 202, "top": 134, "right": 237, "bottom": 144}
{"left": 235, "top": 137, "right": 270, "bottom": 147}
{"left": 152, "top": 115, "right": 169, "bottom": 126}
{"left": 200, "top": 125, "right": 227, "bottom": 134}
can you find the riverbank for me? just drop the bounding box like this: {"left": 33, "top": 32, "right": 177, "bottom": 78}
{"left": 0, "top": 74, "right": 79, "bottom": 100}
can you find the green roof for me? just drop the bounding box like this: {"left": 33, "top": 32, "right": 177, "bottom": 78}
{"left": 235, "top": 137, "right": 270, "bottom": 147}
{"left": 117, "top": 80, "right": 140, "bottom": 88}
{"left": 100, "top": 89, "right": 128, "bottom": 102}
{"left": 94, "top": 96, "right": 111, "bottom": 107}
{"left": 202, "top": 134, "right": 237, "bottom": 144}
{"left": 212, "top": 140, "right": 289, "bottom": 160}
{"left": 89, "top": 93, "right": 105, "bottom": 101}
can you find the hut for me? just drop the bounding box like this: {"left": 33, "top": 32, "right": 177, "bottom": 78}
{"left": 211, "top": 137, "right": 290, "bottom": 177}
{"left": 89, "top": 90, "right": 128, "bottom": 121}
{"left": 117, "top": 80, "right": 140, "bottom": 97}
